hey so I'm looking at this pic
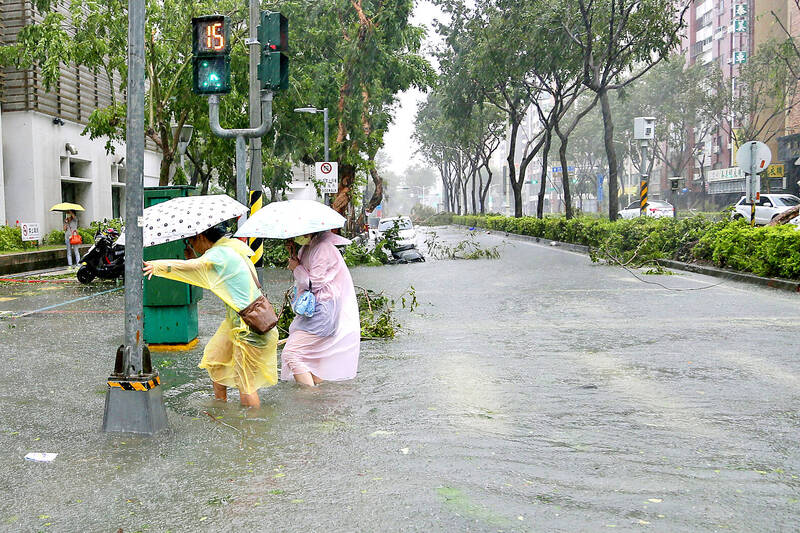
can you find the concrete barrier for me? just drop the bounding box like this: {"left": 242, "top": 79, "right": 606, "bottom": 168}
{"left": 0, "top": 245, "right": 91, "bottom": 275}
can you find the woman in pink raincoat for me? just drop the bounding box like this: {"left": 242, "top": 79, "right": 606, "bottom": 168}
{"left": 282, "top": 230, "right": 360, "bottom": 386}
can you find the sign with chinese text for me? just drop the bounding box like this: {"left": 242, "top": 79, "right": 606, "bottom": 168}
{"left": 20, "top": 222, "right": 41, "bottom": 242}
{"left": 767, "top": 163, "right": 785, "bottom": 178}
{"left": 315, "top": 162, "right": 339, "bottom": 194}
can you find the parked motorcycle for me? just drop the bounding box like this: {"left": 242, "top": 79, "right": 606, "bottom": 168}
{"left": 76, "top": 227, "right": 125, "bottom": 284}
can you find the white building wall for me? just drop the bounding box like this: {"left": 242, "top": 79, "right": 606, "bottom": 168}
{"left": 2, "top": 110, "right": 161, "bottom": 233}
{"left": 0, "top": 104, "right": 5, "bottom": 225}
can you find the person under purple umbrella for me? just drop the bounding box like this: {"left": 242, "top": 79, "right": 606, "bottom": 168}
{"left": 280, "top": 230, "right": 360, "bottom": 386}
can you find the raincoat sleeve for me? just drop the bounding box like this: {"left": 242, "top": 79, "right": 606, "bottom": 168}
{"left": 293, "top": 243, "right": 341, "bottom": 295}
{"left": 148, "top": 257, "right": 216, "bottom": 291}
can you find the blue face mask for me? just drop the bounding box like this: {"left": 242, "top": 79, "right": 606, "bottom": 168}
{"left": 293, "top": 235, "right": 311, "bottom": 246}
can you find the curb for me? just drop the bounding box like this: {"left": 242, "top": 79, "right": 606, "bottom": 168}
{"left": 455, "top": 224, "right": 800, "bottom": 294}
{"left": 654, "top": 259, "right": 800, "bottom": 293}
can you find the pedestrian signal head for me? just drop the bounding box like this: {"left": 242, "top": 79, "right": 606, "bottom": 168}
{"left": 191, "top": 15, "right": 231, "bottom": 95}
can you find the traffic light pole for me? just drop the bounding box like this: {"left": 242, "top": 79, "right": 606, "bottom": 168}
{"left": 248, "top": 0, "right": 264, "bottom": 280}
{"left": 102, "top": 0, "right": 167, "bottom": 434}
{"left": 207, "top": 92, "right": 273, "bottom": 208}
{"left": 248, "top": 0, "right": 262, "bottom": 194}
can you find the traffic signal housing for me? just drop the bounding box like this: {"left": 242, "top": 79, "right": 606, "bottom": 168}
{"left": 191, "top": 15, "right": 231, "bottom": 95}
{"left": 257, "top": 11, "right": 288, "bottom": 91}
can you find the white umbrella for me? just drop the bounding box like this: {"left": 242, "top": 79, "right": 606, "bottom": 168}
{"left": 234, "top": 199, "right": 345, "bottom": 239}
{"left": 117, "top": 194, "right": 247, "bottom": 247}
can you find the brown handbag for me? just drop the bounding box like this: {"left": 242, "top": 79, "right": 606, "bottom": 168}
{"left": 237, "top": 267, "right": 278, "bottom": 334}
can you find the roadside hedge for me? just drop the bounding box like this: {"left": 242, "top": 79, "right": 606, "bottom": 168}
{"left": 448, "top": 214, "right": 800, "bottom": 280}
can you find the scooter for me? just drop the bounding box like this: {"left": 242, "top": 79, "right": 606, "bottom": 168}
{"left": 76, "top": 227, "right": 125, "bottom": 284}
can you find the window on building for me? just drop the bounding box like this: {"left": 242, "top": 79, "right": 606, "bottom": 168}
{"left": 68, "top": 159, "right": 91, "bottom": 179}
{"left": 112, "top": 187, "right": 123, "bottom": 219}
{"left": 696, "top": 11, "right": 713, "bottom": 29}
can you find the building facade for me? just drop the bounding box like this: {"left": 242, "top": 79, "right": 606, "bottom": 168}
{"left": 681, "top": 0, "right": 798, "bottom": 205}
{"left": 0, "top": 0, "right": 161, "bottom": 233}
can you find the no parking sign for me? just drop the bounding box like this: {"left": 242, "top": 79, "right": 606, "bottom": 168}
{"left": 315, "top": 162, "right": 338, "bottom": 194}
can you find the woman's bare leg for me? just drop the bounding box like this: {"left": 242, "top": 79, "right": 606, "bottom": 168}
{"left": 239, "top": 391, "right": 260, "bottom": 408}
{"left": 212, "top": 382, "right": 227, "bottom": 401}
{"left": 293, "top": 372, "right": 316, "bottom": 387}
{"left": 312, "top": 374, "right": 323, "bottom": 385}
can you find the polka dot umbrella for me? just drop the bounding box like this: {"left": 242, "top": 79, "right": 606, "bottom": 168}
{"left": 116, "top": 194, "right": 248, "bottom": 247}
{"left": 234, "top": 199, "right": 345, "bottom": 239}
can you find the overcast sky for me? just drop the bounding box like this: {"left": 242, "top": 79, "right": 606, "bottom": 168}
{"left": 379, "top": 1, "right": 445, "bottom": 175}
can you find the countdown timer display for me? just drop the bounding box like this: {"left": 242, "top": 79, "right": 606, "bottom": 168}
{"left": 192, "top": 15, "right": 230, "bottom": 55}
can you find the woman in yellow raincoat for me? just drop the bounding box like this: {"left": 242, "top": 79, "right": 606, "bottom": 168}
{"left": 143, "top": 225, "right": 278, "bottom": 407}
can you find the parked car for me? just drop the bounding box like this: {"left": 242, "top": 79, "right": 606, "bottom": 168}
{"left": 731, "top": 194, "right": 800, "bottom": 225}
{"left": 618, "top": 200, "right": 675, "bottom": 220}
{"left": 372, "top": 216, "right": 417, "bottom": 250}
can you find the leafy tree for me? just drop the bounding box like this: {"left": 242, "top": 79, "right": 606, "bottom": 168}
{"left": 2, "top": 0, "right": 431, "bottom": 227}
{"left": 712, "top": 39, "right": 799, "bottom": 145}
{"left": 556, "top": 0, "right": 687, "bottom": 220}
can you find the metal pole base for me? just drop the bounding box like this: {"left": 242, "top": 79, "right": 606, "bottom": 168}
{"left": 102, "top": 374, "right": 168, "bottom": 434}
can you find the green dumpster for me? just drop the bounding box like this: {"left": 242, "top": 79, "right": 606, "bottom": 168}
{"left": 143, "top": 186, "right": 203, "bottom": 345}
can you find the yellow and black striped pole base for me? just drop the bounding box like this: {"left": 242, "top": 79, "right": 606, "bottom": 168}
{"left": 639, "top": 178, "right": 648, "bottom": 216}
{"left": 248, "top": 190, "right": 264, "bottom": 267}
{"left": 108, "top": 375, "right": 161, "bottom": 391}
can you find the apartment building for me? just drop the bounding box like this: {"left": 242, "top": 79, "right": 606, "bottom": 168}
{"left": 680, "top": 0, "right": 800, "bottom": 205}
{"left": 0, "top": 0, "right": 161, "bottom": 233}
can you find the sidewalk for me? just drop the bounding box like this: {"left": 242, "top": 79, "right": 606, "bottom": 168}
{"left": 0, "top": 245, "right": 89, "bottom": 276}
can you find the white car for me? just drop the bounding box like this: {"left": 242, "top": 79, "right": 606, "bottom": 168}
{"left": 618, "top": 200, "right": 675, "bottom": 220}
{"left": 731, "top": 194, "right": 800, "bottom": 225}
{"left": 372, "top": 216, "right": 417, "bottom": 250}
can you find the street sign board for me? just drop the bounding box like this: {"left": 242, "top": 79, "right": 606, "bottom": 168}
{"left": 20, "top": 222, "right": 40, "bottom": 242}
{"left": 551, "top": 166, "right": 575, "bottom": 173}
{"left": 767, "top": 163, "right": 785, "bottom": 178}
{"left": 315, "top": 161, "right": 338, "bottom": 194}
{"left": 736, "top": 141, "right": 771, "bottom": 174}
{"left": 733, "top": 51, "right": 747, "bottom": 64}
{"left": 737, "top": 141, "right": 770, "bottom": 204}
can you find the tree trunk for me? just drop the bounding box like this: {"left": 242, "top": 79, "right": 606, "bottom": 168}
{"left": 512, "top": 180, "right": 523, "bottom": 217}
{"left": 439, "top": 163, "right": 450, "bottom": 212}
{"left": 332, "top": 163, "right": 357, "bottom": 215}
{"left": 480, "top": 167, "right": 493, "bottom": 214}
{"left": 537, "top": 130, "right": 552, "bottom": 219}
{"left": 365, "top": 163, "right": 384, "bottom": 212}
{"left": 557, "top": 130, "right": 573, "bottom": 219}
{"left": 471, "top": 168, "right": 478, "bottom": 214}
{"left": 600, "top": 89, "right": 619, "bottom": 220}
{"left": 158, "top": 153, "right": 174, "bottom": 186}
{"left": 505, "top": 119, "right": 522, "bottom": 217}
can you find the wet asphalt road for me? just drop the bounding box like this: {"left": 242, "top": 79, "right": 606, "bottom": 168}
{"left": 0, "top": 226, "right": 798, "bottom": 532}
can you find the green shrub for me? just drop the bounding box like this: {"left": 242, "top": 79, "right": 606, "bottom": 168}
{"left": 45, "top": 230, "right": 65, "bottom": 245}
{"left": 0, "top": 226, "right": 29, "bottom": 251}
{"left": 453, "top": 212, "right": 800, "bottom": 279}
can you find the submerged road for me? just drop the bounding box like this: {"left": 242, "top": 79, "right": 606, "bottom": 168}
{"left": 0, "top": 226, "right": 798, "bottom": 532}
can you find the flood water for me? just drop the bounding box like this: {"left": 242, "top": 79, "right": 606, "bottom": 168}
{"left": 1, "top": 226, "right": 799, "bottom": 532}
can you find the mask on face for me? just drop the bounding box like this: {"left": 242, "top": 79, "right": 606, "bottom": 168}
{"left": 293, "top": 235, "right": 311, "bottom": 246}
